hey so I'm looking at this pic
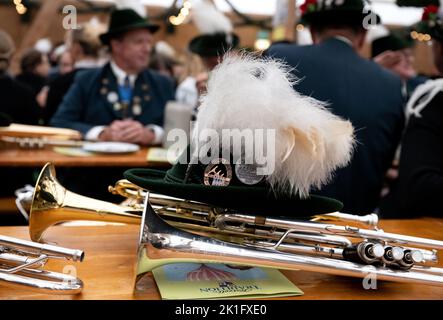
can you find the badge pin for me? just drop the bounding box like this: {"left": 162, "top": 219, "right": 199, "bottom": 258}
{"left": 107, "top": 92, "right": 119, "bottom": 104}
{"left": 204, "top": 158, "right": 232, "bottom": 187}
{"left": 133, "top": 104, "right": 142, "bottom": 116}
{"left": 113, "top": 103, "right": 122, "bottom": 111}
{"left": 235, "top": 163, "right": 265, "bottom": 186}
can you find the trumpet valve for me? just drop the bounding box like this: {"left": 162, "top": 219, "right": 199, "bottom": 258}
{"left": 343, "top": 242, "right": 385, "bottom": 264}
{"left": 382, "top": 246, "right": 405, "bottom": 265}
{"left": 397, "top": 249, "right": 425, "bottom": 270}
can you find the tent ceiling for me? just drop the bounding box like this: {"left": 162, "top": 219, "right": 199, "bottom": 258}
{"left": 90, "top": 0, "right": 423, "bottom": 26}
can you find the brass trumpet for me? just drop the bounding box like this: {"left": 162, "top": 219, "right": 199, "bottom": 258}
{"left": 20, "top": 163, "right": 443, "bottom": 288}
{"left": 0, "top": 235, "right": 84, "bottom": 294}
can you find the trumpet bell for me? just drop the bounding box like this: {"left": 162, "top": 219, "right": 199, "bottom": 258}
{"left": 29, "top": 163, "right": 142, "bottom": 243}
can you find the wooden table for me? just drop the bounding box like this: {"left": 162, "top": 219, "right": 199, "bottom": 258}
{"left": 0, "top": 147, "right": 169, "bottom": 168}
{"left": 1, "top": 218, "right": 443, "bottom": 300}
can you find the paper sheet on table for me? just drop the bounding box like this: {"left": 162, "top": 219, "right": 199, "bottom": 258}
{"left": 152, "top": 263, "right": 303, "bottom": 300}
{"left": 53, "top": 147, "right": 93, "bottom": 157}
{"left": 146, "top": 147, "right": 179, "bottom": 164}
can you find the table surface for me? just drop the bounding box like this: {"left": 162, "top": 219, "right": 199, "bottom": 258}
{"left": 1, "top": 218, "right": 443, "bottom": 300}
{"left": 0, "top": 147, "right": 168, "bottom": 168}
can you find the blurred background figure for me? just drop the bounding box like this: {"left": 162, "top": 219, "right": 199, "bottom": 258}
{"left": 175, "top": 51, "right": 206, "bottom": 109}
{"left": 0, "top": 30, "right": 40, "bottom": 125}
{"left": 50, "top": 46, "right": 75, "bottom": 79}
{"left": 0, "top": 29, "right": 41, "bottom": 202}
{"left": 176, "top": 0, "right": 240, "bottom": 112}
{"left": 15, "top": 48, "right": 51, "bottom": 122}
{"left": 149, "top": 40, "right": 183, "bottom": 82}
{"left": 44, "top": 17, "right": 107, "bottom": 125}
{"left": 58, "top": 50, "right": 75, "bottom": 75}
{"left": 16, "top": 49, "right": 50, "bottom": 97}
{"left": 266, "top": 0, "right": 405, "bottom": 215}
{"left": 380, "top": 4, "right": 443, "bottom": 218}
{"left": 369, "top": 25, "right": 428, "bottom": 98}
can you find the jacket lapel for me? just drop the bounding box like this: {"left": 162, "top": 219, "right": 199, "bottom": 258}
{"left": 99, "top": 63, "right": 124, "bottom": 119}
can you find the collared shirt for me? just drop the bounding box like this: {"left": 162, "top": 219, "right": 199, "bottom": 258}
{"left": 85, "top": 61, "right": 164, "bottom": 145}
{"left": 110, "top": 60, "right": 137, "bottom": 87}
{"left": 332, "top": 35, "right": 353, "bottom": 48}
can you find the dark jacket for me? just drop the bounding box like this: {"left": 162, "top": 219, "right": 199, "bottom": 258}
{"left": 0, "top": 74, "right": 40, "bottom": 125}
{"left": 45, "top": 69, "right": 82, "bottom": 125}
{"left": 50, "top": 63, "right": 175, "bottom": 136}
{"left": 380, "top": 91, "right": 443, "bottom": 217}
{"left": 15, "top": 72, "right": 47, "bottom": 96}
{"left": 266, "top": 38, "right": 405, "bottom": 214}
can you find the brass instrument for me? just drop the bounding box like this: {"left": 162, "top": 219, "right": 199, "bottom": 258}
{"left": 1, "top": 136, "right": 84, "bottom": 149}
{"left": 0, "top": 235, "right": 84, "bottom": 294}
{"left": 20, "top": 163, "right": 443, "bottom": 288}
{"left": 0, "top": 124, "right": 82, "bottom": 149}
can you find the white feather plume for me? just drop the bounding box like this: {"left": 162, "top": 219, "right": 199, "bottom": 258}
{"left": 191, "top": 0, "right": 233, "bottom": 34}
{"left": 194, "top": 53, "right": 355, "bottom": 198}
{"left": 114, "top": 0, "right": 147, "bottom": 17}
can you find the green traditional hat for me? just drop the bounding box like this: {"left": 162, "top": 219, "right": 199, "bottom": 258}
{"left": 125, "top": 149, "right": 343, "bottom": 216}
{"left": 189, "top": 33, "right": 240, "bottom": 57}
{"left": 125, "top": 53, "right": 357, "bottom": 217}
{"left": 371, "top": 30, "right": 414, "bottom": 57}
{"left": 413, "top": 3, "right": 443, "bottom": 42}
{"left": 300, "top": 0, "right": 381, "bottom": 27}
{"left": 188, "top": 0, "right": 240, "bottom": 58}
{"left": 99, "top": 9, "right": 159, "bottom": 45}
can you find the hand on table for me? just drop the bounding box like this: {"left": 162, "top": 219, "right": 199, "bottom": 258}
{"left": 99, "top": 120, "right": 156, "bottom": 146}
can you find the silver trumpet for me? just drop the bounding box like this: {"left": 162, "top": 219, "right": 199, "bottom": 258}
{"left": 135, "top": 195, "right": 443, "bottom": 288}
{"left": 16, "top": 163, "right": 443, "bottom": 289}
{"left": 0, "top": 235, "right": 84, "bottom": 294}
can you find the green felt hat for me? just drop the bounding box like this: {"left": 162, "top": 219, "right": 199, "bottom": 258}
{"left": 300, "top": 0, "right": 381, "bottom": 27}
{"left": 189, "top": 32, "right": 240, "bottom": 58}
{"left": 124, "top": 148, "right": 343, "bottom": 217}
{"left": 99, "top": 9, "right": 160, "bottom": 45}
{"left": 371, "top": 30, "right": 414, "bottom": 57}
{"left": 413, "top": 4, "right": 443, "bottom": 42}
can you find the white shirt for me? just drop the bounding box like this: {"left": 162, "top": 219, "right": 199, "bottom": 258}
{"left": 110, "top": 60, "right": 137, "bottom": 87}
{"left": 85, "top": 60, "right": 164, "bottom": 145}
{"left": 176, "top": 76, "right": 199, "bottom": 108}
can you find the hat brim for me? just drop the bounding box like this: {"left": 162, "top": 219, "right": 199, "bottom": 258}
{"left": 124, "top": 168, "right": 343, "bottom": 216}
{"left": 100, "top": 23, "right": 160, "bottom": 45}
{"left": 189, "top": 34, "right": 240, "bottom": 57}
{"left": 301, "top": 10, "right": 381, "bottom": 27}
{"left": 415, "top": 21, "right": 443, "bottom": 42}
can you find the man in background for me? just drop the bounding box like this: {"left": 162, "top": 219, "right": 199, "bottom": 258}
{"left": 51, "top": 6, "right": 175, "bottom": 146}
{"left": 266, "top": 0, "right": 405, "bottom": 214}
